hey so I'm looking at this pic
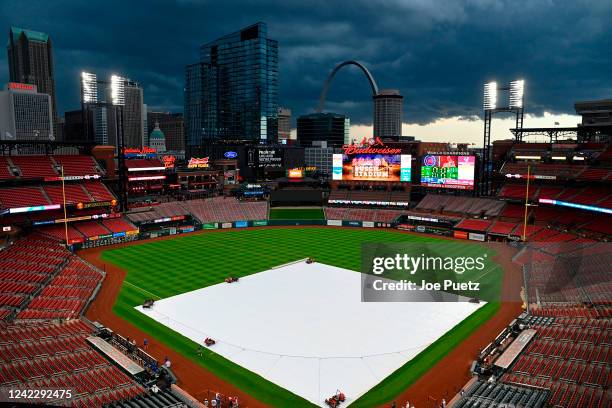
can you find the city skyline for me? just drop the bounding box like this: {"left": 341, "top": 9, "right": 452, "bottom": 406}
{"left": 1, "top": 0, "right": 610, "bottom": 145}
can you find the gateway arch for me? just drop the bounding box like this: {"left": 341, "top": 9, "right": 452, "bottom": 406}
{"left": 316, "top": 60, "right": 402, "bottom": 138}
{"left": 316, "top": 60, "right": 379, "bottom": 113}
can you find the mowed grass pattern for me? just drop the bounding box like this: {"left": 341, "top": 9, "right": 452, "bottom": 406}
{"left": 101, "top": 228, "right": 502, "bottom": 407}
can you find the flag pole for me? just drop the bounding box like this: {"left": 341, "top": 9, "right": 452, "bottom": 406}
{"left": 522, "top": 165, "right": 530, "bottom": 242}
{"left": 61, "top": 165, "right": 69, "bottom": 246}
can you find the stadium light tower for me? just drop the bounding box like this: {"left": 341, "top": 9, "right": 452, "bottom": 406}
{"left": 480, "top": 79, "right": 525, "bottom": 196}
{"left": 79, "top": 71, "right": 129, "bottom": 211}
{"left": 81, "top": 72, "right": 98, "bottom": 103}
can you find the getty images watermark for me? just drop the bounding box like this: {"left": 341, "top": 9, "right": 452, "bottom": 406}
{"left": 361, "top": 242, "right": 500, "bottom": 302}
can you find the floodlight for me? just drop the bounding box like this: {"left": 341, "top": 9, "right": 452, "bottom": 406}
{"left": 483, "top": 82, "right": 497, "bottom": 110}
{"left": 110, "top": 74, "right": 126, "bottom": 106}
{"left": 81, "top": 71, "right": 97, "bottom": 103}
{"left": 509, "top": 79, "right": 525, "bottom": 108}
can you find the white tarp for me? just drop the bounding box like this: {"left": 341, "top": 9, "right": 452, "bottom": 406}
{"left": 136, "top": 261, "right": 484, "bottom": 406}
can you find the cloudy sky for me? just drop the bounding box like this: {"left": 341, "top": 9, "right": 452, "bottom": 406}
{"left": 1, "top": 0, "right": 610, "bottom": 145}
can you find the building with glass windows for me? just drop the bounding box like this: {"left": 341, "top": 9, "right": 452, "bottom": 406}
{"left": 297, "top": 112, "right": 350, "bottom": 148}
{"left": 185, "top": 22, "right": 279, "bottom": 156}
{"left": 0, "top": 83, "right": 53, "bottom": 141}
{"left": 7, "top": 27, "right": 59, "bottom": 139}
{"left": 373, "top": 89, "right": 403, "bottom": 138}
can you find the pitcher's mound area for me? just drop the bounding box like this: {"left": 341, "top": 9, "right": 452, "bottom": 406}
{"left": 136, "top": 261, "right": 484, "bottom": 406}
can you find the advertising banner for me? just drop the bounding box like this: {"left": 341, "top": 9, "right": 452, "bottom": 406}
{"left": 468, "top": 232, "right": 486, "bottom": 242}
{"left": 454, "top": 230, "right": 468, "bottom": 239}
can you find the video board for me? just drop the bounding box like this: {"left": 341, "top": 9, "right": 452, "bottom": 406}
{"left": 420, "top": 155, "right": 475, "bottom": 190}
{"left": 332, "top": 154, "right": 411, "bottom": 182}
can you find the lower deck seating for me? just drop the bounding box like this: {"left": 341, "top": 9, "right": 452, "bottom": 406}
{"left": 452, "top": 380, "right": 549, "bottom": 408}
{"left": 183, "top": 197, "right": 268, "bottom": 223}
{"left": 0, "top": 320, "right": 146, "bottom": 406}
{"left": 324, "top": 207, "right": 403, "bottom": 222}
{"left": 455, "top": 218, "right": 492, "bottom": 232}
{"left": 101, "top": 217, "right": 137, "bottom": 233}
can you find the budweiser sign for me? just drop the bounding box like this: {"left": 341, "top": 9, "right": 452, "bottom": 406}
{"left": 342, "top": 137, "right": 402, "bottom": 155}
{"left": 188, "top": 157, "right": 210, "bottom": 168}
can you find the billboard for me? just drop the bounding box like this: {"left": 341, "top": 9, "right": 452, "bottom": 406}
{"left": 258, "top": 148, "right": 283, "bottom": 168}
{"left": 332, "top": 153, "right": 411, "bottom": 182}
{"left": 420, "top": 155, "right": 475, "bottom": 190}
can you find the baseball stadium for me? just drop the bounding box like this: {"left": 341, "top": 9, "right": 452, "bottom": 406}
{"left": 0, "top": 102, "right": 610, "bottom": 408}
{"left": 0, "top": 17, "right": 611, "bottom": 408}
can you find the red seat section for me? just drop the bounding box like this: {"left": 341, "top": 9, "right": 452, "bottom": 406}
{"left": 10, "top": 156, "right": 58, "bottom": 179}
{"left": 52, "top": 155, "right": 101, "bottom": 177}
{"left": 44, "top": 184, "right": 92, "bottom": 205}
{"left": 83, "top": 181, "right": 115, "bottom": 202}
{"left": 0, "top": 156, "right": 16, "bottom": 180}
{"left": 40, "top": 225, "right": 84, "bottom": 241}
{"left": 101, "top": 217, "right": 136, "bottom": 233}
{"left": 73, "top": 221, "right": 110, "bottom": 237}
{"left": 324, "top": 207, "right": 403, "bottom": 222}
{"left": 455, "top": 218, "right": 492, "bottom": 232}
{"left": 0, "top": 186, "right": 50, "bottom": 209}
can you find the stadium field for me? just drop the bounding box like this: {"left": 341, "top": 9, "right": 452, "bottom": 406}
{"left": 100, "top": 227, "right": 503, "bottom": 407}
{"left": 268, "top": 207, "right": 325, "bottom": 220}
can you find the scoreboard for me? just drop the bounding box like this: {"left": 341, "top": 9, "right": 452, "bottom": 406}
{"left": 420, "top": 155, "right": 475, "bottom": 190}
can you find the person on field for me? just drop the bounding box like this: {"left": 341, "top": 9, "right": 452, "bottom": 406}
{"left": 143, "top": 338, "right": 148, "bottom": 350}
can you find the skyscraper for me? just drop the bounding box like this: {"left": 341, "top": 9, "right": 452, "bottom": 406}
{"left": 7, "top": 27, "right": 59, "bottom": 139}
{"left": 277, "top": 107, "right": 291, "bottom": 141}
{"left": 185, "top": 22, "right": 279, "bottom": 155}
{"left": 373, "top": 89, "right": 403, "bottom": 138}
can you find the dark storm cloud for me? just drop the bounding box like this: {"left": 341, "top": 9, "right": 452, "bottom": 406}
{"left": 1, "top": 0, "right": 610, "bottom": 125}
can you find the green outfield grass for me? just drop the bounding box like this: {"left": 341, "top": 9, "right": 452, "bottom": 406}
{"left": 268, "top": 207, "right": 325, "bottom": 220}
{"left": 99, "top": 228, "right": 502, "bottom": 407}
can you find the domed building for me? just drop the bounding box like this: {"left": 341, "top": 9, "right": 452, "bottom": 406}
{"left": 149, "top": 122, "right": 166, "bottom": 152}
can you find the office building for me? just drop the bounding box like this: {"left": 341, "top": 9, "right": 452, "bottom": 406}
{"left": 117, "top": 78, "right": 144, "bottom": 148}
{"left": 297, "top": 112, "right": 349, "bottom": 147}
{"left": 64, "top": 109, "right": 93, "bottom": 142}
{"left": 7, "top": 27, "right": 59, "bottom": 138}
{"left": 0, "top": 83, "right": 53, "bottom": 140}
{"left": 185, "top": 22, "right": 278, "bottom": 154}
{"left": 147, "top": 111, "right": 185, "bottom": 151}
{"left": 278, "top": 107, "right": 292, "bottom": 141}
{"left": 373, "top": 89, "right": 403, "bottom": 138}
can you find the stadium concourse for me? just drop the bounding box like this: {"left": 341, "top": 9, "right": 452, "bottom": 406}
{"left": 0, "top": 142, "right": 610, "bottom": 408}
